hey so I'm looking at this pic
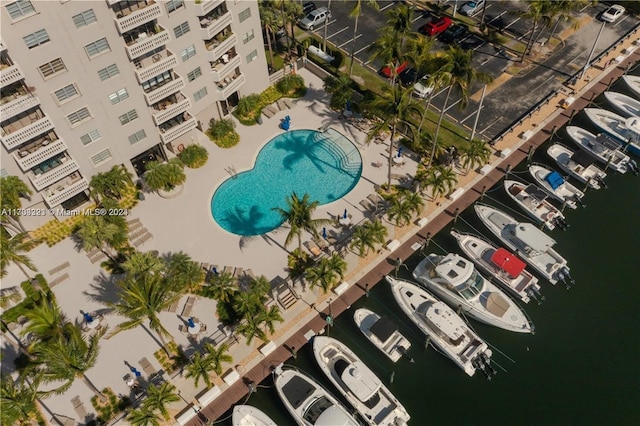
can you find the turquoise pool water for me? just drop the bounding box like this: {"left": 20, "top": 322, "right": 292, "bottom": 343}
{"left": 211, "top": 129, "right": 362, "bottom": 236}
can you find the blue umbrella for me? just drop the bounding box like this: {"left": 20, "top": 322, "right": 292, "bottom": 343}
{"left": 346, "top": 100, "right": 351, "bottom": 111}
{"left": 130, "top": 367, "right": 141, "bottom": 377}
{"left": 187, "top": 317, "right": 195, "bottom": 328}
{"left": 397, "top": 146, "right": 403, "bottom": 157}
{"left": 212, "top": 267, "right": 218, "bottom": 275}
{"left": 343, "top": 209, "right": 348, "bottom": 219}
{"left": 322, "top": 227, "right": 327, "bottom": 239}
{"left": 83, "top": 312, "right": 93, "bottom": 323}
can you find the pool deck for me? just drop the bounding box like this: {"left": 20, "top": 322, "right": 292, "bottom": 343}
{"left": 1, "top": 30, "right": 638, "bottom": 426}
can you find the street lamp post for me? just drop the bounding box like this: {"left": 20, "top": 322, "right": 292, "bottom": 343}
{"left": 580, "top": 20, "right": 606, "bottom": 80}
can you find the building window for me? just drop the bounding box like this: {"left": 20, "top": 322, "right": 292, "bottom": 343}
{"left": 194, "top": 87, "right": 208, "bottom": 102}
{"left": 5, "top": 0, "right": 35, "bottom": 20}
{"left": 141, "top": 71, "right": 171, "bottom": 92}
{"left": 84, "top": 38, "right": 110, "bottom": 58}
{"left": 238, "top": 7, "right": 251, "bottom": 23}
{"left": 108, "top": 88, "right": 129, "bottom": 105}
{"left": 246, "top": 50, "right": 258, "bottom": 63}
{"left": 72, "top": 9, "right": 96, "bottom": 28}
{"left": 67, "top": 107, "right": 91, "bottom": 125}
{"left": 187, "top": 67, "right": 202, "bottom": 82}
{"left": 80, "top": 129, "right": 101, "bottom": 146}
{"left": 38, "top": 58, "right": 66, "bottom": 79}
{"left": 243, "top": 29, "right": 255, "bottom": 44}
{"left": 53, "top": 84, "right": 79, "bottom": 103}
{"left": 23, "top": 29, "right": 50, "bottom": 49}
{"left": 119, "top": 110, "right": 138, "bottom": 125}
{"left": 166, "top": 0, "right": 183, "bottom": 13}
{"left": 91, "top": 148, "right": 112, "bottom": 167}
{"left": 128, "top": 129, "right": 147, "bottom": 145}
{"left": 180, "top": 45, "right": 196, "bottom": 62}
{"left": 97, "top": 64, "right": 119, "bottom": 81}
{"left": 173, "top": 22, "right": 190, "bottom": 38}
{"left": 0, "top": 168, "right": 8, "bottom": 178}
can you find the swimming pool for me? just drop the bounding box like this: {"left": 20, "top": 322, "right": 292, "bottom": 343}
{"left": 211, "top": 129, "right": 362, "bottom": 236}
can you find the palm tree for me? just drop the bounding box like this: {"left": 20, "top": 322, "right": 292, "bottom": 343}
{"left": 184, "top": 351, "right": 216, "bottom": 389}
{"left": 257, "top": 305, "right": 284, "bottom": 336}
{"left": 347, "top": 0, "right": 379, "bottom": 76}
{"left": 76, "top": 215, "right": 127, "bottom": 263}
{"left": 350, "top": 220, "right": 387, "bottom": 257}
{"left": 458, "top": 139, "right": 491, "bottom": 174}
{"left": 369, "top": 27, "right": 407, "bottom": 87}
{"left": 142, "top": 382, "right": 180, "bottom": 421}
{"left": 0, "top": 176, "right": 32, "bottom": 232}
{"left": 419, "top": 165, "right": 458, "bottom": 200}
{"left": 428, "top": 45, "right": 492, "bottom": 166}
{"left": 1, "top": 376, "right": 41, "bottom": 426}
{"left": 404, "top": 192, "right": 424, "bottom": 217}
{"left": 202, "top": 271, "right": 237, "bottom": 304}
{"left": 89, "top": 165, "right": 133, "bottom": 203}
{"left": 546, "top": 0, "right": 588, "bottom": 42}
{"left": 144, "top": 159, "right": 186, "bottom": 192}
{"left": 165, "top": 252, "right": 204, "bottom": 292}
{"left": 127, "top": 408, "right": 160, "bottom": 426}
{"left": 273, "top": 192, "right": 330, "bottom": 253}
{"left": 327, "top": 253, "right": 347, "bottom": 280}
{"left": 323, "top": 74, "right": 354, "bottom": 110}
{"left": 386, "top": 196, "right": 413, "bottom": 227}
{"left": 203, "top": 343, "right": 233, "bottom": 376}
{"left": 284, "top": 1, "right": 303, "bottom": 60}
{"left": 518, "top": 0, "right": 553, "bottom": 62}
{"left": 236, "top": 316, "right": 268, "bottom": 345}
{"left": 0, "top": 232, "right": 38, "bottom": 279}
{"left": 305, "top": 255, "right": 344, "bottom": 293}
{"left": 259, "top": 2, "right": 278, "bottom": 69}
{"left": 232, "top": 290, "right": 262, "bottom": 318}
{"left": 122, "top": 251, "right": 165, "bottom": 282}
{"left": 20, "top": 298, "right": 67, "bottom": 343}
{"left": 363, "top": 84, "right": 423, "bottom": 188}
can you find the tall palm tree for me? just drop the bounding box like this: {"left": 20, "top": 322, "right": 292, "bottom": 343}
{"left": 0, "top": 232, "right": 38, "bottom": 279}
{"left": 347, "top": 0, "right": 379, "bottom": 76}
{"left": 1, "top": 376, "right": 41, "bottom": 426}
{"left": 0, "top": 176, "right": 32, "bottom": 232}
{"left": 386, "top": 195, "right": 418, "bottom": 227}
{"left": 202, "top": 271, "right": 237, "bottom": 304}
{"left": 404, "top": 192, "right": 425, "bottom": 217}
{"left": 236, "top": 316, "right": 268, "bottom": 345}
{"left": 144, "top": 159, "right": 185, "bottom": 191}
{"left": 142, "top": 382, "right": 180, "bottom": 421}
{"left": 122, "top": 250, "right": 165, "bottom": 282}
{"left": 20, "top": 298, "right": 67, "bottom": 343}
{"left": 419, "top": 165, "right": 458, "bottom": 200}
{"left": 364, "top": 84, "right": 423, "bottom": 188}
{"left": 428, "top": 45, "right": 492, "bottom": 166}
{"left": 323, "top": 74, "right": 354, "bottom": 110}
{"left": 273, "top": 192, "right": 330, "bottom": 253}
{"left": 76, "top": 215, "right": 127, "bottom": 263}
{"left": 284, "top": 1, "right": 303, "bottom": 60}
{"left": 184, "top": 351, "right": 216, "bottom": 389}
{"left": 232, "top": 290, "right": 262, "bottom": 319}
{"left": 257, "top": 305, "right": 284, "bottom": 336}
{"left": 518, "top": 0, "right": 553, "bottom": 62}
{"left": 350, "top": 220, "right": 387, "bottom": 257}
{"left": 369, "top": 28, "right": 407, "bottom": 87}
{"left": 305, "top": 256, "right": 344, "bottom": 293}
{"left": 458, "top": 139, "right": 491, "bottom": 174}
{"left": 327, "top": 253, "right": 347, "bottom": 280}
{"left": 89, "top": 165, "right": 133, "bottom": 203}
{"left": 203, "top": 343, "right": 233, "bottom": 376}
{"left": 165, "top": 252, "right": 204, "bottom": 292}
{"left": 127, "top": 408, "right": 160, "bottom": 426}
{"left": 259, "top": 2, "right": 278, "bottom": 69}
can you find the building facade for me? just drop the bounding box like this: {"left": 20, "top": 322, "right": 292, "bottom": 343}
{"left": 1, "top": 0, "right": 269, "bottom": 211}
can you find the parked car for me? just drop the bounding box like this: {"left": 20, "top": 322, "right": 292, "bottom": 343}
{"left": 299, "top": 6, "right": 331, "bottom": 31}
{"left": 439, "top": 23, "right": 468, "bottom": 43}
{"left": 600, "top": 4, "right": 625, "bottom": 23}
{"left": 413, "top": 75, "right": 434, "bottom": 98}
{"left": 419, "top": 16, "right": 452, "bottom": 37}
{"left": 399, "top": 68, "right": 419, "bottom": 86}
{"left": 460, "top": 0, "right": 485, "bottom": 17}
{"left": 380, "top": 61, "right": 409, "bottom": 79}
{"left": 302, "top": 2, "right": 316, "bottom": 16}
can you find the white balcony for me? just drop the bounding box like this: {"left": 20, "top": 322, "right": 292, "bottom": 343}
{"left": 1, "top": 94, "right": 40, "bottom": 120}
{"left": 197, "top": 0, "right": 224, "bottom": 16}
{"left": 43, "top": 175, "right": 88, "bottom": 208}
{"left": 160, "top": 116, "right": 197, "bottom": 144}
{"left": 0, "top": 41, "right": 7, "bottom": 52}
{"left": 29, "top": 158, "right": 80, "bottom": 192}
{"left": 1, "top": 116, "right": 55, "bottom": 150}
{"left": 135, "top": 50, "right": 178, "bottom": 83}
{"left": 215, "top": 73, "right": 245, "bottom": 101}
{"left": 16, "top": 139, "right": 67, "bottom": 172}
{"left": 1, "top": 65, "right": 24, "bottom": 88}
{"left": 126, "top": 30, "right": 170, "bottom": 60}
{"left": 144, "top": 77, "right": 185, "bottom": 105}
{"left": 152, "top": 97, "right": 191, "bottom": 126}
{"left": 211, "top": 54, "right": 241, "bottom": 82}
{"left": 115, "top": 2, "right": 162, "bottom": 34}
{"left": 200, "top": 10, "right": 232, "bottom": 41}
{"left": 207, "top": 34, "right": 237, "bottom": 62}
{"left": 106, "top": 0, "right": 121, "bottom": 6}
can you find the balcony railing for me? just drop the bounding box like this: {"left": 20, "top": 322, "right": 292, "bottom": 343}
{"left": 115, "top": 1, "right": 162, "bottom": 34}
{"left": 134, "top": 49, "right": 177, "bottom": 83}
{"left": 29, "top": 158, "right": 79, "bottom": 192}
{"left": 0, "top": 65, "right": 24, "bottom": 88}
{"left": 43, "top": 175, "right": 88, "bottom": 208}
{"left": 200, "top": 9, "right": 232, "bottom": 40}
{"left": 1, "top": 94, "right": 40, "bottom": 120}
{"left": 144, "top": 76, "right": 185, "bottom": 105}
{"left": 211, "top": 54, "right": 241, "bottom": 82}
{"left": 152, "top": 96, "right": 191, "bottom": 126}
{"left": 216, "top": 73, "right": 245, "bottom": 101}
{"left": 160, "top": 115, "right": 198, "bottom": 143}
{"left": 208, "top": 34, "right": 237, "bottom": 63}
{"left": 1, "top": 116, "right": 55, "bottom": 150}
{"left": 126, "top": 29, "right": 170, "bottom": 60}
{"left": 197, "top": 0, "right": 224, "bottom": 16}
{"left": 16, "top": 139, "right": 67, "bottom": 171}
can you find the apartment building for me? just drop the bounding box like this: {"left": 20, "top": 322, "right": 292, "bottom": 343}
{"left": 0, "top": 0, "right": 269, "bottom": 212}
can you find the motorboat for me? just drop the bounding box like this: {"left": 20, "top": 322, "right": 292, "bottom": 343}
{"left": 412, "top": 253, "right": 533, "bottom": 334}
{"left": 386, "top": 276, "right": 495, "bottom": 378}
{"left": 232, "top": 405, "right": 277, "bottom": 426}
{"left": 313, "top": 336, "right": 411, "bottom": 426}
{"left": 546, "top": 143, "right": 607, "bottom": 189}
{"left": 450, "top": 230, "right": 543, "bottom": 304}
{"left": 273, "top": 365, "right": 360, "bottom": 426}
{"left": 503, "top": 180, "right": 568, "bottom": 230}
{"left": 584, "top": 108, "right": 640, "bottom": 157}
{"left": 474, "top": 203, "right": 573, "bottom": 286}
{"left": 528, "top": 163, "right": 585, "bottom": 209}
{"left": 622, "top": 75, "right": 640, "bottom": 99}
{"left": 353, "top": 308, "right": 411, "bottom": 363}
{"left": 603, "top": 91, "right": 640, "bottom": 117}
{"left": 565, "top": 126, "right": 634, "bottom": 174}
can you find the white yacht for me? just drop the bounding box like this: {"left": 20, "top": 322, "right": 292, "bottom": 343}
{"left": 232, "top": 405, "right": 277, "bottom": 426}
{"left": 386, "top": 276, "right": 496, "bottom": 378}
{"left": 622, "top": 75, "right": 640, "bottom": 99}
{"left": 273, "top": 365, "right": 360, "bottom": 426}
{"left": 584, "top": 107, "right": 640, "bottom": 157}
{"left": 603, "top": 91, "right": 640, "bottom": 117}
{"left": 353, "top": 308, "right": 411, "bottom": 363}
{"left": 312, "top": 336, "right": 411, "bottom": 426}
{"left": 546, "top": 143, "right": 607, "bottom": 189}
{"left": 503, "top": 180, "right": 568, "bottom": 230}
{"left": 450, "top": 230, "right": 543, "bottom": 304}
{"left": 528, "top": 164, "right": 585, "bottom": 209}
{"left": 565, "top": 126, "right": 633, "bottom": 174}
{"left": 412, "top": 253, "right": 533, "bottom": 334}
{"left": 474, "top": 203, "right": 573, "bottom": 286}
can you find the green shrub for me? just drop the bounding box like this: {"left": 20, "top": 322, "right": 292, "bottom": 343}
{"left": 144, "top": 158, "right": 186, "bottom": 191}
{"left": 207, "top": 118, "right": 239, "bottom": 148}
{"left": 178, "top": 144, "right": 208, "bottom": 168}
{"left": 260, "top": 86, "right": 282, "bottom": 105}
{"left": 236, "top": 94, "right": 261, "bottom": 117}
{"left": 276, "top": 75, "right": 306, "bottom": 97}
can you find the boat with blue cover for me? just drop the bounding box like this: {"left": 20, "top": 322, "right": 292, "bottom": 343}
{"left": 584, "top": 108, "right": 640, "bottom": 157}
{"left": 528, "top": 164, "right": 585, "bottom": 209}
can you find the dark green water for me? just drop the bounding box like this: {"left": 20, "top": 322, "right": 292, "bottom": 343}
{"left": 220, "top": 80, "right": 640, "bottom": 426}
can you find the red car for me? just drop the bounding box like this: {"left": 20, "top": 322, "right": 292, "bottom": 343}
{"left": 380, "top": 61, "right": 409, "bottom": 78}
{"left": 420, "top": 16, "right": 452, "bottom": 36}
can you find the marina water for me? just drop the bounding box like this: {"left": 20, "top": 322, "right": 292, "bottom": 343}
{"left": 220, "top": 78, "right": 640, "bottom": 425}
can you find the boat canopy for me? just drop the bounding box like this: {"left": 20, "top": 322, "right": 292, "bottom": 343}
{"left": 340, "top": 361, "right": 381, "bottom": 402}
{"left": 486, "top": 293, "right": 510, "bottom": 318}
{"left": 544, "top": 171, "right": 564, "bottom": 190}
{"left": 571, "top": 149, "right": 596, "bottom": 167}
{"left": 490, "top": 248, "right": 526, "bottom": 278}
{"left": 514, "top": 224, "right": 556, "bottom": 251}
{"left": 524, "top": 184, "right": 548, "bottom": 200}
{"left": 370, "top": 317, "right": 397, "bottom": 343}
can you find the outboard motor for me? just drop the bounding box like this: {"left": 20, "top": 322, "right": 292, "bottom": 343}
{"left": 553, "top": 216, "right": 569, "bottom": 231}
{"left": 530, "top": 285, "right": 545, "bottom": 302}
{"left": 480, "top": 353, "right": 497, "bottom": 375}
{"left": 595, "top": 175, "right": 608, "bottom": 189}
{"left": 558, "top": 267, "right": 575, "bottom": 288}
{"left": 627, "top": 159, "right": 639, "bottom": 175}
{"left": 574, "top": 194, "right": 586, "bottom": 208}
{"left": 473, "top": 357, "right": 492, "bottom": 380}
{"left": 526, "top": 288, "right": 540, "bottom": 304}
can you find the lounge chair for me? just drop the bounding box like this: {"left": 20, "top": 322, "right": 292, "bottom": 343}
{"left": 304, "top": 240, "right": 322, "bottom": 257}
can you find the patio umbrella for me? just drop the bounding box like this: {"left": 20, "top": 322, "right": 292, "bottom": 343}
{"left": 187, "top": 318, "right": 195, "bottom": 328}
{"left": 130, "top": 367, "right": 141, "bottom": 377}
{"left": 212, "top": 267, "right": 218, "bottom": 275}
{"left": 346, "top": 100, "right": 351, "bottom": 112}
{"left": 343, "top": 209, "right": 348, "bottom": 219}
{"left": 83, "top": 312, "right": 93, "bottom": 323}
{"left": 397, "top": 146, "right": 403, "bottom": 157}
{"left": 322, "top": 227, "right": 327, "bottom": 239}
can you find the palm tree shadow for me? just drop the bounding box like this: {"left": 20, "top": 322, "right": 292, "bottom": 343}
{"left": 84, "top": 270, "right": 122, "bottom": 305}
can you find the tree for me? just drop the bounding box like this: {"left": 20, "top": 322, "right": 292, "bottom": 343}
{"left": 305, "top": 255, "right": 346, "bottom": 293}
{"left": 458, "top": 139, "right": 491, "bottom": 174}
{"left": 89, "top": 165, "right": 132, "bottom": 203}
{"left": 143, "top": 382, "right": 180, "bottom": 421}
{"left": 347, "top": 0, "right": 380, "bottom": 76}
{"left": 259, "top": 2, "right": 278, "bottom": 69}
{"left": 1, "top": 376, "right": 41, "bottom": 426}
{"left": 518, "top": 0, "right": 553, "bottom": 62}
{"left": 203, "top": 343, "right": 233, "bottom": 376}
{"left": 350, "top": 220, "right": 387, "bottom": 257}
{"left": 404, "top": 192, "right": 425, "bottom": 217}
{"left": 386, "top": 195, "right": 413, "bottom": 227}
{"left": 236, "top": 316, "right": 268, "bottom": 345}
{"left": 369, "top": 26, "right": 408, "bottom": 87}
{"left": 165, "top": 252, "right": 204, "bottom": 292}
{"left": 428, "top": 45, "right": 492, "bottom": 166}
{"left": 122, "top": 251, "right": 165, "bottom": 282}
{"left": 272, "top": 192, "right": 330, "bottom": 253}
{"left": 0, "top": 176, "right": 32, "bottom": 232}
{"left": 0, "top": 232, "right": 38, "bottom": 279}
{"left": 323, "top": 74, "right": 354, "bottom": 110}
{"left": 76, "top": 215, "right": 127, "bottom": 263}
{"left": 419, "top": 165, "right": 458, "bottom": 200}
{"left": 20, "top": 297, "right": 67, "bottom": 343}
{"left": 327, "top": 253, "right": 347, "bottom": 281}
{"left": 127, "top": 408, "right": 160, "bottom": 426}
{"left": 144, "top": 159, "right": 186, "bottom": 191}
{"left": 184, "top": 351, "right": 216, "bottom": 389}
{"left": 257, "top": 305, "right": 284, "bottom": 336}
{"left": 232, "top": 290, "right": 262, "bottom": 319}
{"left": 201, "top": 271, "right": 237, "bottom": 304}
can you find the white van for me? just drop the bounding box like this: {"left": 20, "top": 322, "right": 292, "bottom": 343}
{"left": 299, "top": 7, "right": 331, "bottom": 31}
